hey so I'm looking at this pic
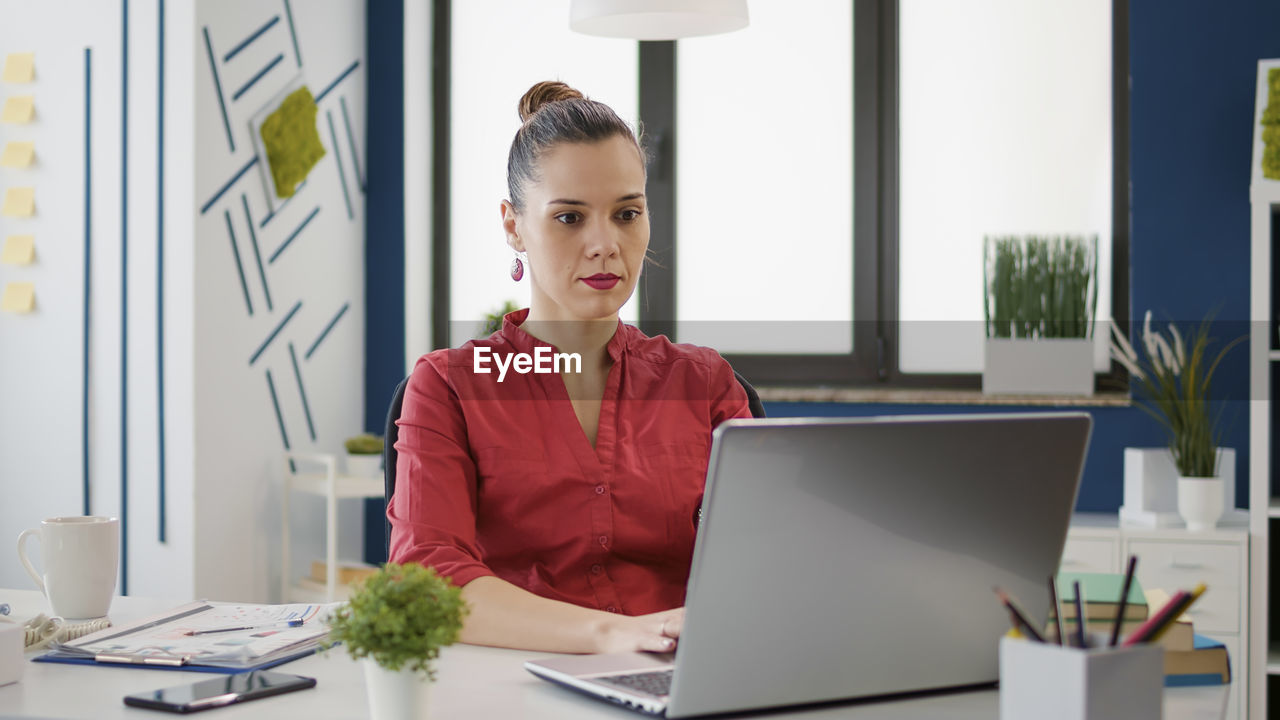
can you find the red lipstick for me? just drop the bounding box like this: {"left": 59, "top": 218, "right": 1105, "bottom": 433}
{"left": 581, "top": 273, "right": 621, "bottom": 290}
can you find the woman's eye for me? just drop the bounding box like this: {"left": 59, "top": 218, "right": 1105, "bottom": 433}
{"left": 618, "top": 209, "right": 641, "bottom": 222}
{"left": 555, "top": 213, "right": 581, "bottom": 225}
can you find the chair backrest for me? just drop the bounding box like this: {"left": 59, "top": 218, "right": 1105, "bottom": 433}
{"left": 381, "top": 369, "right": 765, "bottom": 558}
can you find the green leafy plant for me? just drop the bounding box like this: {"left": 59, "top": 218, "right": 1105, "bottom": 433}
{"left": 1262, "top": 68, "right": 1280, "bottom": 180}
{"left": 984, "top": 235, "right": 1098, "bottom": 339}
{"left": 344, "top": 433, "right": 384, "bottom": 455}
{"left": 480, "top": 300, "right": 520, "bottom": 337}
{"left": 325, "top": 563, "right": 468, "bottom": 680}
{"left": 1109, "top": 311, "right": 1244, "bottom": 477}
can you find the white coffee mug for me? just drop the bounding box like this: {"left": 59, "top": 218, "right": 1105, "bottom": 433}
{"left": 17, "top": 516, "right": 119, "bottom": 619}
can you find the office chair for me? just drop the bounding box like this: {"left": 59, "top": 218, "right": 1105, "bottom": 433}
{"left": 382, "top": 370, "right": 765, "bottom": 557}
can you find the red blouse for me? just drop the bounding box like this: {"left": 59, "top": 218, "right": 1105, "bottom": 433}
{"left": 387, "top": 309, "right": 751, "bottom": 616}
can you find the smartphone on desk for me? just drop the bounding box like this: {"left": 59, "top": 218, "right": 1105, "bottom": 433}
{"left": 122, "top": 670, "right": 316, "bottom": 713}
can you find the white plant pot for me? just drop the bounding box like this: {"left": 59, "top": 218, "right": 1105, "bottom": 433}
{"left": 982, "top": 338, "right": 1094, "bottom": 396}
{"left": 346, "top": 453, "right": 383, "bottom": 478}
{"left": 362, "top": 657, "right": 431, "bottom": 720}
{"left": 1177, "top": 476, "right": 1225, "bottom": 532}
{"left": 1121, "top": 448, "right": 1235, "bottom": 528}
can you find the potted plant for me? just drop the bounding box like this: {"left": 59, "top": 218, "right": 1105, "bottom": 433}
{"left": 326, "top": 563, "right": 468, "bottom": 720}
{"left": 344, "top": 433, "right": 384, "bottom": 478}
{"left": 1110, "top": 312, "right": 1244, "bottom": 531}
{"left": 982, "top": 234, "right": 1098, "bottom": 395}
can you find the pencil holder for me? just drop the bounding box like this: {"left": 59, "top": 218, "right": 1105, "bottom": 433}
{"left": 0, "top": 623, "right": 22, "bottom": 687}
{"left": 999, "top": 636, "right": 1163, "bottom": 720}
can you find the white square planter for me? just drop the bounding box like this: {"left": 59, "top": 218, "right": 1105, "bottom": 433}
{"left": 982, "top": 338, "right": 1094, "bottom": 396}
{"left": 1120, "top": 447, "right": 1235, "bottom": 527}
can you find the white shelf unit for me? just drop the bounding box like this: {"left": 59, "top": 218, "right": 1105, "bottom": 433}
{"left": 1250, "top": 57, "right": 1280, "bottom": 720}
{"left": 281, "top": 453, "right": 384, "bottom": 602}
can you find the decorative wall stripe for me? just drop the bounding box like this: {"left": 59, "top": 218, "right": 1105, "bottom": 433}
{"left": 283, "top": 0, "right": 301, "bottom": 68}
{"left": 241, "top": 194, "right": 273, "bottom": 311}
{"left": 201, "top": 26, "right": 234, "bottom": 153}
{"left": 315, "top": 60, "right": 359, "bottom": 104}
{"left": 157, "top": 0, "right": 167, "bottom": 544}
{"left": 265, "top": 370, "right": 295, "bottom": 473}
{"left": 326, "top": 110, "right": 353, "bottom": 220}
{"left": 231, "top": 53, "right": 284, "bottom": 102}
{"left": 268, "top": 205, "right": 319, "bottom": 263}
{"left": 304, "top": 301, "right": 349, "bottom": 360}
{"left": 339, "top": 96, "right": 364, "bottom": 191}
{"left": 200, "top": 156, "right": 257, "bottom": 214}
{"left": 223, "top": 15, "right": 279, "bottom": 63}
{"left": 288, "top": 342, "right": 316, "bottom": 441}
{"left": 258, "top": 180, "right": 305, "bottom": 228}
{"left": 225, "top": 210, "right": 254, "bottom": 316}
{"left": 120, "top": 0, "right": 130, "bottom": 596}
{"left": 82, "top": 47, "right": 92, "bottom": 517}
{"left": 249, "top": 300, "right": 302, "bottom": 365}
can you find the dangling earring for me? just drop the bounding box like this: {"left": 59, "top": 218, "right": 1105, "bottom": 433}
{"left": 510, "top": 255, "right": 524, "bottom": 281}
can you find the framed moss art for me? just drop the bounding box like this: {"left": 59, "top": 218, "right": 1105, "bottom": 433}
{"left": 249, "top": 78, "right": 326, "bottom": 211}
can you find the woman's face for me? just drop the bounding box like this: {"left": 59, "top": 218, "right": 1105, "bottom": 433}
{"left": 503, "top": 136, "right": 649, "bottom": 324}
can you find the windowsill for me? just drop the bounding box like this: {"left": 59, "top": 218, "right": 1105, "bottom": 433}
{"left": 755, "top": 387, "right": 1130, "bottom": 407}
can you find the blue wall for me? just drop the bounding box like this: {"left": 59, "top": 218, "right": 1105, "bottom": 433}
{"left": 362, "top": 0, "right": 1280, "bottom": 521}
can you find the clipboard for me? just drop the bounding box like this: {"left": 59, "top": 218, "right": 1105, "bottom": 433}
{"left": 34, "top": 600, "right": 340, "bottom": 673}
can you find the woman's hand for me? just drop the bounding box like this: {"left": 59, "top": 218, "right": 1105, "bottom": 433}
{"left": 595, "top": 607, "right": 684, "bottom": 654}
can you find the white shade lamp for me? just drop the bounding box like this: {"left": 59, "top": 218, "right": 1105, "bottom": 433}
{"left": 570, "top": 0, "right": 749, "bottom": 40}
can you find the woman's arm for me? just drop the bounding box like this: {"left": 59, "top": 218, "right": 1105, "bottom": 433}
{"left": 460, "top": 576, "right": 683, "bottom": 654}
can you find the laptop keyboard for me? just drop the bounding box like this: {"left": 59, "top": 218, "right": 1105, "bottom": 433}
{"left": 595, "top": 669, "right": 673, "bottom": 697}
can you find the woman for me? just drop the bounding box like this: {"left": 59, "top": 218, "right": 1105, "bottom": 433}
{"left": 388, "top": 81, "right": 751, "bottom": 654}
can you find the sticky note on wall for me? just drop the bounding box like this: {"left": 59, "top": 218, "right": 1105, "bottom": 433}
{"left": 1, "top": 187, "right": 33, "bottom": 216}
{"left": 2, "top": 53, "right": 34, "bottom": 83}
{"left": 1, "top": 282, "right": 34, "bottom": 313}
{"left": 1, "top": 235, "right": 34, "bottom": 265}
{"left": 0, "top": 141, "right": 34, "bottom": 167}
{"left": 1, "top": 95, "right": 34, "bottom": 123}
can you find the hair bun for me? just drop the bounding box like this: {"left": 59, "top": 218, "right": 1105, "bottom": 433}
{"left": 518, "top": 81, "right": 585, "bottom": 122}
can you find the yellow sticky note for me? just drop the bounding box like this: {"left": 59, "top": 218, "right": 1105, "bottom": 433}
{"left": 1, "top": 235, "right": 34, "bottom": 265}
{"left": 1, "top": 187, "right": 33, "bottom": 217}
{"left": 1, "top": 95, "right": 34, "bottom": 123}
{"left": 2, "top": 53, "right": 34, "bottom": 83}
{"left": 1, "top": 282, "right": 34, "bottom": 313}
{"left": 0, "top": 141, "right": 34, "bottom": 168}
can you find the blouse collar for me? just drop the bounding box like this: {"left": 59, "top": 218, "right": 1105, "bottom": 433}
{"left": 500, "top": 308, "right": 632, "bottom": 362}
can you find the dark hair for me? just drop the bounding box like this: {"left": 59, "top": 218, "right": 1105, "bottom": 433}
{"left": 506, "top": 81, "right": 645, "bottom": 211}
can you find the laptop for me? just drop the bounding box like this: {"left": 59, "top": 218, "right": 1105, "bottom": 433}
{"left": 525, "top": 412, "right": 1092, "bottom": 718}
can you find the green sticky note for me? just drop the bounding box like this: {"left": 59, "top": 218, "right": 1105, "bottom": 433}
{"left": 260, "top": 86, "right": 326, "bottom": 199}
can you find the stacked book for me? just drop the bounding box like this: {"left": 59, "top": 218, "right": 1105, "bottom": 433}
{"left": 1054, "top": 572, "right": 1230, "bottom": 686}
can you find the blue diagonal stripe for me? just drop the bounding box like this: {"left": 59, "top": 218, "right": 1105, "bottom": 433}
{"left": 289, "top": 342, "right": 316, "bottom": 441}
{"left": 339, "top": 96, "right": 364, "bottom": 191}
{"left": 305, "top": 302, "right": 349, "bottom": 360}
{"left": 225, "top": 210, "right": 254, "bottom": 316}
{"left": 201, "top": 26, "right": 234, "bottom": 152}
{"left": 259, "top": 180, "right": 306, "bottom": 229}
{"left": 223, "top": 15, "right": 279, "bottom": 62}
{"left": 269, "top": 205, "right": 319, "bottom": 263}
{"left": 266, "top": 369, "right": 295, "bottom": 473}
{"left": 283, "top": 0, "right": 301, "bottom": 68}
{"left": 327, "top": 110, "right": 353, "bottom": 220}
{"left": 201, "top": 156, "right": 258, "bottom": 214}
{"left": 315, "top": 60, "right": 359, "bottom": 103}
{"left": 231, "top": 53, "right": 284, "bottom": 101}
{"left": 241, "top": 194, "right": 272, "bottom": 311}
{"left": 249, "top": 300, "right": 302, "bottom": 365}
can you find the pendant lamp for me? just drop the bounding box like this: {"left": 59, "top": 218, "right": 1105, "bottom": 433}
{"left": 570, "top": 0, "right": 749, "bottom": 41}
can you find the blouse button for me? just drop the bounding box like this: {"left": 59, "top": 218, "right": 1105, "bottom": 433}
{"left": 606, "top": 606, "right": 618, "bottom": 613}
{"left": 595, "top": 485, "right": 606, "bottom": 495}
{"left": 598, "top": 535, "right": 609, "bottom": 546}
{"left": 591, "top": 564, "right": 603, "bottom": 574}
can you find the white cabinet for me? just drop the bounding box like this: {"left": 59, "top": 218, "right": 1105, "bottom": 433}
{"left": 281, "top": 453, "right": 384, "bottom": 602}
{"left": 1067, "top": 513, "right": 1248, "bottom": 720}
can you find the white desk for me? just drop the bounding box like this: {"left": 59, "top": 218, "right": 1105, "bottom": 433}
{"left": 0, "top": 589, "right": 1229, "bottom": 719}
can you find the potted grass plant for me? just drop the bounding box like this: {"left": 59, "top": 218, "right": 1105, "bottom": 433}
{"left": 343, "top": 433, "right": 384, "bottom": 478}
{"left": 982, "top": 234, "right": 1098, "bottom": 395}
{"left": 1111, "top": 312, "right": 1244, "bottom": 530}
{"left": 326, "top": 563, "right": 468, "bottom": 720}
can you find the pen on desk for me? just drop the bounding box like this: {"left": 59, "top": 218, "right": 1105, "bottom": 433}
{"left": 1072, "top": 581, "right": 1087, "bottom": 648}
{"left": 992, "top": 587, "right": 1045, "bottom": 643}
{"left": 0, "top": 603, "right": 9, "bottom": 616}
{"left": 1047, "top": 576, "right": 1064, "bottom": 646}
{"left": 183, "top": 619, "right": 304, "bottom": 636}
{"left": 1109, "top": 555, "right": 1138, "bottom": 647}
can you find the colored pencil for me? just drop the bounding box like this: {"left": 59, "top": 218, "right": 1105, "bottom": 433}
{"left": 1073, "top": 581, "right": 1088, "bottom": 647}
{"left": 1047, "top": 575, "right": 1064, "bottom": 646}
{"left": 993, "top": 587, "right": 1045, "bottom": 643}
{"left": 1109, "top": 555, "right": 1138, "bottom": 647}
{"left": 1121, "top": 585, "right": 1204, "bottom": 646}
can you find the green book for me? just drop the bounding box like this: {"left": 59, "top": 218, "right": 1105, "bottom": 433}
{"left": 1055, "top": 571, "right": 1148, "bottom": 621}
